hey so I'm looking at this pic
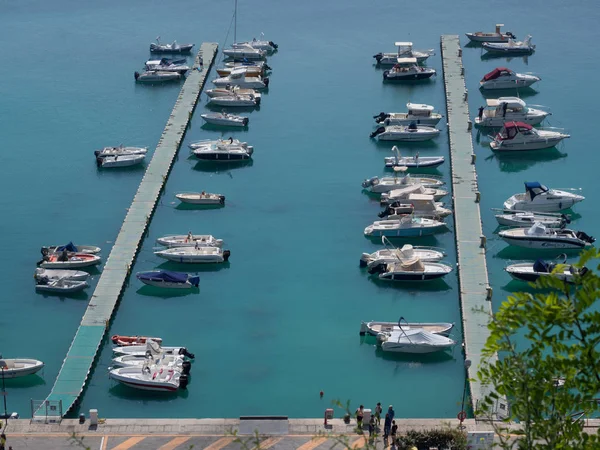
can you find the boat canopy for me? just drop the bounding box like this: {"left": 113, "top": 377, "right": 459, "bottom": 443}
{"left": 396, "top": 57, "right": 417, "bottom": 65}
{"left": 525, "top": 181, "right": 549, "bottom": 199}
{"left": 400, "top": 257, "right": 425, "bottom": 272}
{"left": 504, "top": 121, "right": 532, "bottom": 131}
{"left": 395, "top": 41, "right": 413, "bottom": 47}
{"left": 526, "top": 222, "right": 547, "bottom": 236}
{"left": 407, "top": 193, "right": 435, "bottom": 202}
{"left": 56, "top": 242, "right": 79, "bottom": 252}
{"left": 486, "top": 97, "right": 526, "bottom": 108}
{"left": 399, "top": 244, "right": 414, "bottom": 258}
{"left": 499, "top": 121, "right": 533, "bottom": 139}
{"left": 482, "top": 67, "right": 511, "bottom": 81}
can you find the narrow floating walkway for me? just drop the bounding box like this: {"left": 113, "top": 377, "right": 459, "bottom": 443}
{"left": 440, "top": 36, "right": 494, "bottom": 413}
{"left": 33, "top": 43, "right": 219, "bottom": 422}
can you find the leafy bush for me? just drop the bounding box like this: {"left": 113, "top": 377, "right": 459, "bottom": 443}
{"left": 395, "top": 428, "right": 467, "bottom": 450}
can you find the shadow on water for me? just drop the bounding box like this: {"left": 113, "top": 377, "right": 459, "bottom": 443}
{"left": 480, "top": 52, "right": 533, "bottom": 65}
{"left": 136, "top": 285, "right": 200, "bottom": 298}
{"left": 374, "top": 347, "right": 457, "bottom": 364}
{"left": 203, "top": 103, "right": 260, "bottom": 114}
{"left": 367, "top": 275, "right": 452, "bottom": 292}
{"left": 35, "top": 289, "right": 90, "bottom": 301}
{"left": 157, "top": 261, "right": 231, "bottom": 273}
{"left": 481, "top": 148, "right": 568, "bottom": 173}
{"left": 494, "top": 245, "right": 584, "bottom": 261}
{"left": 383, "top": 165, "right": 444, "bottom": 176}
{"left": 200, "top": 123, "right": 249, "bottom": 133}
{"left": 364, "top": 234, "right": 448, "bottom": 246}
{"left": 478, "top": 88, "right": 540, "bottom": 100}
{"left": 3, "top": 374, "right": 46, "bottom": 388}
{"left": 96, "top": 164, "right": 147, "bottom": 176}
{"left": 174, "top": 202, "right": 225, "bottom": 211}
{"left": 108, "top": 382, "right": 190, "bottom": 400}
{"left": 192, "top": 159, "right": 254, "bottom": 173}
{"left": 372, "top": 139, "right": 440, "bottom": 151}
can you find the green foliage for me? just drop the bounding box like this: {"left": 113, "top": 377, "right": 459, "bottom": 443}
{"left": 477, "top": 248, "right": 600, "bottom": 449}
{"left": 395, "top": 427, "right": 467, "bottom": 449}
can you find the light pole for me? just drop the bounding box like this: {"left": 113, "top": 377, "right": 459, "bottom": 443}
{"left": 459, "top": 359, "right": 472, "bottom": 429}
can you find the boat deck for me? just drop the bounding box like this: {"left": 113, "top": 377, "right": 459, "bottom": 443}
{"left": 440, "top": 36, "right": 495, "bottom": 414}
{"left": 33, "top": 43, "right": 219, "bottom": 422}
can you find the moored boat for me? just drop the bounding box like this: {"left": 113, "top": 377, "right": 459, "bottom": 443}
{"left": 494, "top": 210, "right": 569, "bottom": 228}
{"left": 466, "top": 24, "right": 516, "bottom": 43}
{"left": 505, "top": 257, "right": 588, "bottom": 284}
{"left": 362, "top": 173, "right": 444, "bottom": 193}
{"left": 150, "top": 38, "right": 194, "bottom": 53}
{"left": 360, "top": 319, "right": 453, "bottom": 337}
{"left": 45, "top": 243, "right": 101, "bottom": 255}
{"left": 223, "top": 43, "right": 267, "bottom": 60}
{"left": 207, "top": 93, "right": 260, "bottom": 107}
{"left": 360, "top": 240, "right": 445, "bottom": 267}
{"left": 112, "top": 340, "right": 194, "bottom": 358}
{"left": 193, "top": 143, "right": 253, "bottom": 161}
{"left": 213, "top": 68, "right": 269, "bottom": 89}
{"left": 145, "top": 58, "right": 190, "bottom": 73}
{"left": 111, "top": 335, "right": 163, "bottom": 346}
{"left": 490, "top": 122, "right": 569, "bottom": 151}
{"left": 498, "top": 223, "right": 595, "bottom": 250}
{"left": 94, "top": 146, "right": 148, "bottom": 158}
{"left": 0, "top": 358, "right": 44, "bottom": 378}
{"left": 364, "top": 216, "right": 447, "bottom": 238}
{"left": 34, "top": 267, "right": 90, "bottom": 282}
{"left": 371, "top": 123, "right": 440, "bottom": 141}
{"left": 134, "top": 70, "right": 182, "bottom": 83}
{"left": 384, "top": 153, "right": 445, "bottom": 169}
{"left": 479, "top": 67, "right": 540, "bottom": 90}
{"left": 380, "top": 184, "right": 448, "bottom": 203}
{"left": 38, "top": 250, "right": 101, "bottom": 269}
{"left": 482, "top": 35, "right": 535, "bottom": 54}
{"left": 109, "top": 364, "right": 188, "bottom": 391}
{"left": 373, "top": 42, "right": 434, "bottom": 65}
{"left": 201, "top": 112, "right": 248, "bottom": 127}
{"left": 503, "top": 182, "right": 585, "bottom": 212}
{"left": 156, "top": 234, "right": 223, "bottom": 248}
{"left": 111, "top": 353, "right": 189, "bottom": 371}
{"left": 378, "top": 194, "right": 452, "bottom": 219}
{"left": 383, "top": 58, "right": 436, "bottom": 81}
{"left": 374, "top": 103, "right": 442, "bottom": 127}
{"left": 96, "top": 153, "right": 145, "bottom": 168}
{"left": 175, "top": 192, "right": 226, "bottom": 205}
{"left": 475, "top": 97, "right": 549, "bottom": 127}
{"left": 35, "top": 277, "right": 88, "bottom": 294}
{"left": 368, "top": 258, "right": 453, "bottom": 281}
{"left": 136, "top": 270, "right": 200, "bottom": 289}
{"left": 154, "top": 247, "right": 231, "bottom": 263}
{"left": 377, "top": 328, "right": 456, "bottom": 354}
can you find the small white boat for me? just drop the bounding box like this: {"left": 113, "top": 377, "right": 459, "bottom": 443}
{"left": 490, "top": 122, "right": 569, "bottom": 151}
{"left": 34, "top": 267, "right": 90, "bottom": 282}
{"left": 504, "top": 182, "right": 584, "bottom": 212}
{"left": 136, "top": 270, "right": 199, "bottom": 289}
{"left": 466, "top": 24, "right": 516, "bottom": 43}
{"left": 175, "top": 192, "right": 226, "bottom": 205}
{"left": 189, "top": 138, "right": 245, "bottom": 150}
{"left": 234, "top": 35, "right": 278, "bottom": 53}
{"left": 373, "top": 42, "right": 435, "bottom": 65}
{"left": 0, "top": 358, "right": 44, "bottom": 378}
{"left": 156, "top": 234, "right": 223, "bottom": 248}
{"left": 223, "top": 43, "right": 267, "bottom": 60}
{"left": 112, "top": 340, "right": 195, "bottom": 358}
{"left": 35, "top": 277, "right": 88, "bottom": 293}
{"left": 193, "top": 143, "right": 253, "bottom": 161}
{"left": 360, "top": 239, "right": 445, "bottom": 267}
{"left": 364, "top": 216, "right": 447, "bottom": 238}
{"left": 494, "top": 210, "right": 569, "bottom": 228}
{"left": 383, "top": 58, "right": 436, "bottom": 81}
{"left": 150, "top": 38, "right": 194, "bottom": 54}
{"left": 201, "top": 112, "right": 248, "bottom": 127}
{"left": 505, "top": 257, "right": 588, "bottom": 284}
{"left": 371, "top": 124, "right": 440, "bottom": 141}
{"left": 206, "top": 86, "right": 261, "bottom": 98}
{"left": 483, "top": 35, "right": 535, "bottom": 55}
{"left": 145, "top": 58, "right": 190, "bottom": 73}
{"left": 45, "top": 243, "right": 101, "bottom": 254}
{"left": 134, "top": 70, "right": 182, "bottom": 83}
{"left": 475, "top": 97, "right": 549, "bottom": 127}
{"left": 381, "top": 184, "right": 448, "bottom": 204}
{"left": 499, "top": 223, "right": 595, "bottom": 250}
{"left": 384, "top": 148, "right": 445, "bottom": 169}
{"left": 479, "top": 67, "right": 540, "bottom": 90}
{"left": 360, "top": 319, "right": 453, "bottom": 337}
{"left": 154, "top": 247, "right": 231, "bottom": 263}
{"left": 97, "top": 154, "right": 145, "bottom": 168}
{"left": 109, "top": 364, "right": 188, "bottom": 391}
{"left": 217, "top": 65, "right": 264, "bottom": 78}
{"left": 38, "top": 251, "right": 101, "bottom": 269}
{"left": 111, "top": 353, "right": 187, "bottom": 370}
{"left": 362, "top": 172, "right": 444, "bottom": 193}
{"left": 368, "top": 258, "right": 453, "bottom": 281}
{"left": 379, "top": 194, "right": 452, "bottom": 219}
{"left": 377, "top": 328, "right": 456, "bottom": 354}
{"left": 94, "top": 146, "right": 148, "bottom": 158}
{"left": 213, "top": 68, "right": 269, "bottom": 89}
{"left": 374, "top": 104, "right": 442, "bottom": 127}
{"left": 207, "top": 93, "right": 260, "bottom": 107}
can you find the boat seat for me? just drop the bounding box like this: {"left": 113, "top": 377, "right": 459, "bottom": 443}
{"left": 0, "top": 360, "right": 15, "bottom": 369}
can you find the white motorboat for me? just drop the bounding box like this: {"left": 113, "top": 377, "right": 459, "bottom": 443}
{"left": 379, "top": 194, "right": 452, "bottom": 219}
{"left": 193, "top": 142, "right": 253, "bottom": 161}
{"left": 381, "top": 184, "right": 449, "bottom": 203}
{"left": 0, "top": 358, "right": 44, "bottom": 378}
{"left": 213, "top": 68, "right": 269, "bottom": 89}
{"left": 207, "top": 93, "right": 260, "bottom": 107}
{"left": 371, "top": 123, "right": 440, "bottom": 141}
{"left": 466, "top": 24, "right": 516, "bottom": 43}
{"left": 111, "top": 353, "right": 187, "bottom": 370}
{"left": 156, "top": 234, "right": 223, "bottom": 248}
{"left": 364, "top": 216, "right": 447, "bottom": 238}
{"left": 217, "top": 65, "right": 264, "bottom": 78}
{"left": 201, "top": 112, "right": 248, "bottom": 127}
{"left": 499, "top": 223, "right": 595, "bottom": 250}
{"left": 134, "top": 70, "right": 182, "bottom": 83}
{"left": 503, "top": 182, "right": 585, "bottom": 212}
{"left": 234, "top": 35, "right": 278, "bottom": 53}
{"left": 206, "top": 86, "right": 261, "bottom": 98}
{"left": 490, "top": 122, "right": 569, "bottom": 151}
{"left": 475, "top": 97, "right": 549, "bottom": 127}
{"left": 368, "top": 258, "right": 453, "bottom": 281}
{"left": 479, "top": 67, "right": 540, "bottom": 90}
{"left": 494, "top": 210, "right": 569, "bottom": 228}
{"left": 360, "top": 319, "right": 453, "bottom": 337}
{"left": 145, "top": 58, "right": 190, "bottom": 73}
{"left": 377, "top": 328, "right": 456, "bottom": 354}
{"left": 136, "top": 270, "right": 200, "bottom": 289}
{"left": 175, "top": 192, "right": 226, "bottom": 205}
{"left": 35, "top": 277, "right": 88, "bottom": 293}
{"left": 189, "top": 138, "right": 245, "bottom": 150}
{"left": 94, "top": 146, "right": 148, "bottom": 158}
{"left": 155, "top": 247, "right": 231, "bottom": 263}
{"left": 362, "top": 173, "right": 445, "bottom": 193}
{"left": 374, "top": 103, "right": 442, "bottom": 127}
{"left": 373, "top": 42, "right": 434, "bottom": 65}
{"left": 360, "top": 239, "right": 445, "bottom": 267}
{"left": 505, "top": 257, "right": 588, "bottom": 284}
{"left": 149, "top": 38, "right": 194, "bottom": 54}
{"left": 38, "top": 251, "right": 101, "bottom": 269}
{"left": 112, "top": 340, "right": 195, "bottom": 358}
{"left": 384, "top": 148, "right": 445, "bottom": 169}
{"left": 45, "top": 243, "right": 101, "bottom": 254}
{"left": 223, "top": 43, "right": 267, "bottom": 60}
{"left": 483, "top": 35, "right": 535, "bottom": 55}
{"left": 34, "top": 267, "right": 90, "bottom": 282}
{"left": 96, "top": 153, "right": 145, "bottom": 168}
{"left": 109, "top": 364, "right": 188, "bottom": 392}
{"left": 383, "top": 58, "right": 436, "bottom": 81}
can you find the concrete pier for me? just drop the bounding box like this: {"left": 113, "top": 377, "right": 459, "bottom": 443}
{"left": 440, "top": 35, "right": 495, "bottom": 414}
{"left": 33, "top": 43, "right": 219, "bottom": 422}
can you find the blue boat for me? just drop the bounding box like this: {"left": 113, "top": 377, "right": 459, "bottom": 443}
{"left": 136, "top": 271, "right": 199, "bottom": 289}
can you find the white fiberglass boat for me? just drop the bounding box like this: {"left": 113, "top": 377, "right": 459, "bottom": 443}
{"left": 213, "top": 68, "right": 269, "bottom": 89}
{"left": 371, "top": 123, "right": 440, "bottom": 141}
{"left": 503, "top": 182, "right": 584, "bottom": 212}
{"left": 150, "top": 38, "right": 194, "bottom": 53}
{"left": 201, "top": 112, "right": 248, "bottom": 127}
{"left": 234, "top": 35, "right": 278, "bottom": 53}
{"left": 499, "top": 223, "right": 595, "bottom": 250}
{"left": 475, "top": 97, "right": 549, "bottom": 127}
{"left": 384, "top": 148, "right": 445, "bottom": 169}
{"left": 494, "top": 210, "right": 569, "bottom": 228}
{"left": 381, "top": 184, "right": 448, "bottom": 203}
{"left": 97, "top": 153, "right": 145, "bottom": 168}
{"left": 362, "top": 173, "right": 444, "bottom": 193}
{"left": 206, "top": 86, "right": 261, "bottom": 98}
{"left": 360, "top": 239, "right": 445, "bottom": 267}
{"left": 35, "top": 277, "right": 88, "bottom": 294}
{"left": 360, "top": 319, "right": 453, "bottom": 337}
{"left": 113, "top": 340, "right": 195, "bottom": 359}
{"left": 136, "top": 270, "right": 200, "bottom": 289}
{"left": 373, "top": 42, "right": 434, "bottom": 64}
{"left": 466, "top": 24, "right": 516, "bottom": 43}
{"left": 38, "top": 251, "right": 101, "bottom": 269}
{"left": 374, "top": 104, "right": 442, "bottom": 127}
{"left": 111, "top": 353, "right": 187, "bottom": 370}
{"left": 109, "top": 364, "right": 188, "bottom": 392}
{"left": 217, "top": 65, "right": 264, "bottom": 78}
{"left": 368, "top": 258, "right": 453, "bottom": 281}
{"left": 94, "top": 146, "right": 148, "bottom": 158}
{"left": 505, "top": 257, "right": 588, "bottom": 284}
{"left": 377, "top": 328, "right": 456, "bottom": 354}
{"left": 156, "top": 234, "right": 223, "bottom": 248}
{"left": 193, "top": 143, "right": 253, "bottom": 161}
{"left": 45, "top": 243, "right": 101, "bottom": 254}
{"left": 364, "top": 216, "right": 447, "bottom": 238}
{"left": 379, "top": 194, "right": 452, "bottom": 219}
{"left": 479, "top": 67, "right": 540, "bottom": 90}
{"left": 0, "top": 358, "right": 44, "bottom": 378}
{"left": 490, "top": 122, "right": 569, "bottom": 151}
{"left": 134, "top": 70, "right": 182, "bottom": 83}
{"left": 155, "top": 247, "right": 230, "bottom": 263}
{"left": 207, "top": 93, "right": 260, "bottom": 107}
{"left": 383, "top": 58, "right": 436, "bottom": 81}
{"left": 223, "top": 43, "right": 267, "bottom": 60}
{"left": 482, "top": 35, "right": 535, "bottom": 55}
{"left": 145, "top": 58, "right": 190, "bottom": 73}
{"left": 34, "top": 267, "right": 90, "bottom": 282}
{"left": 175, "top": 192, "right": 226, "bottom": 205}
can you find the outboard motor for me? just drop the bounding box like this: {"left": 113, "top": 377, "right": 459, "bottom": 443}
{"left": 41, "top": 247, "right": 49, "bottom": 257}
{"left": 96, "top": 157, "right": 104, "bottom": 168}
{"left": 263, "top": 77, "right": 270, "bottom": 87}
{"left": 382, "top": 70, "right": 390, "bottom": 80}
{"left": 264, "top": 63, "right": 272, "bottom": 71}
{"left": 179, "top": 373, "right": 189, "bottom": 389}
{"left": 178, "top": 347, "right": 196, "bottom": 359}
{"left": 374, "top": 112, "right": 389, "bottom": 124}
{"left": 506, "top": 32, "right": 516, "bottom": 39}
{"left": 94, "top": 150, "right": 101, "bottom": 157}
{"left": 242, "top": 117, "right": 249, "bottom": 126}
{"left": 269, "top": 41, "right": 278, "bottom": 50}
{"left": 219, "top": 195, "right": 226, "bottom": 204}
{"left": 361, "top": 177, "right": 379, "bottom": 189}
{"left": 359, "top": 253, "right": 370, "bottom": 268}
{"left": 370, "top": 127, "right": 386, "bottom": 139}
{"left": 373, "top": 53, "right": 383, "bottom": 63}
{"left": 561, "top": 214, "right": 571, "bottom": 224}
{"left": 255, "top": 96, "right": 261, "bottom": 105}
{"left": 368, "top": 263, "right": 387, "bottom": 275}
{"left": 378, "top": 207, "right": 393, "bottom": 219}
{"left": 576, "top": 231, "right": 595, "bottom": 244}
{"left": 182, "top": 360, "right": 192, "bottom": 375}
{"left": 134, "top": 71, "right": 140, "bottom": 80}
{"left": 223, "top": 250, "right": 231, "bottom": 261}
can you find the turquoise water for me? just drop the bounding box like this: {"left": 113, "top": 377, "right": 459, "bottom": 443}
{"left": 1, "top": 0, "right": 596, "bottom": 419}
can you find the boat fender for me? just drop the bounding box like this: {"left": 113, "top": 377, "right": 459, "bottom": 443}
{"left": 370, "top": 127, "right": 385, "bottom": 139}
{"left": 268, "top": 41, "right": 278, "bottom": 50}
{"left": 179, "top": 373, "right": 189, "bottom": 389}
{"left": 134, "top": 71, "right": 140, "bottom": 80}
{"left": 373, "top": 53, "right": 383, "bottom": 62}
{"left": 367, "top": 263, "right": 386, "bottom": 275}
{"left": 263, "top": 77, "right": 270, "bottom": 87}
{"left": 223, "top": 250, "right": 231, "bottom": 261}
{"left": 182, "top": 361, "right": 192, "bottom": 375}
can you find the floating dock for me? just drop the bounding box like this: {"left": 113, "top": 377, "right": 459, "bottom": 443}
{"left": 33, "top": 43, "right": 218, "bottom": 422}
{"left": 440, "top": 35, "right": 495, "bottom": 414}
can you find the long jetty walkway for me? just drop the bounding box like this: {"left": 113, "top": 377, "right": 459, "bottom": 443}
{"left": 33, "top": 43, "right": 219, "bottom": 422}
{"left": 440, "top": 36, "right": 496, "bottom": 414}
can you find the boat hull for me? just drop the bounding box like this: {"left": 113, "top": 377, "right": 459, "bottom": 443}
{"left": 377, "top": 132, "right": 439, "bottom": 142}
{"left": 500, "top": 236, "right": 588, "bottom": 249}
{"left": 491, "top": 137, "right": 566, "bottom": 151}
{"left": 201, "top": 116, "right": 248, "bottom": 127}
{"left": 380, "top": 343, "right": 453, "bottom": 354}
{"left": 364, "top": 224, "right": 446, "bottom": 237}
{"left": 194, "top": 152, "right": 252, "bottom": 161}
{"left": 384, "top": 157, "right": 445, "bottom": 168}
{"left": 495, "top": 215, "right": 563, "bottom": 228}
{"left": 465, "top": 33, "right": 513, "bottom": 43}
{"left": 359, "top": 322, "right": 454, "bottom": 337}
{"left": 0, "top": 361, "right": 44, "bottom": 379}
{"left": 383, "top": 71, "right": 435, "bottom": 81}
{"left": 504, "top": 199, "right": 581, "bottom": 213}
{"left": 378, "top": 271, "right": 448, "bottom": 281}
{"left": 480, "top": 79, "right": 538, "bottom": 90}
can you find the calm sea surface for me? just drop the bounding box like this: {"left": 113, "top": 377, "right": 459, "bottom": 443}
{"left": 1, "top": 0, "right": 598, "bottom": 419}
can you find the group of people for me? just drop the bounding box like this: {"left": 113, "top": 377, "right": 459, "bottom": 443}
{"left": 355, "top": 403, "right": 399, "bottom": 444}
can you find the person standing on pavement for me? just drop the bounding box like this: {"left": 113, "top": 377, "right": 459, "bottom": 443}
{"left": 368, "top": 416, "right": 375, "bottom": 439}
{"left": 355, "top": 405, "right": 364, "bottom": 430}
{"left": 374, "top": 402, "right": 382, "bottom": 426}
{"left": 391, "top": 420, "right": 398, "bottom": 441}
{"left": 388, "top": 405, "right": 395, "bottom": 421}
{"left": 383, "top": 412, "right": 392, "bottom": 438}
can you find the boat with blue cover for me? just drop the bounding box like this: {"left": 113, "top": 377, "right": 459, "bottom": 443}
{"left": 136, "top": 270, "right": 200, "bottom": 289}
{"left": 505, "top": 256, "right": 588, "bottom": 283}
{"left": 46, "top": 242, "right": 101, "bottom": 255}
